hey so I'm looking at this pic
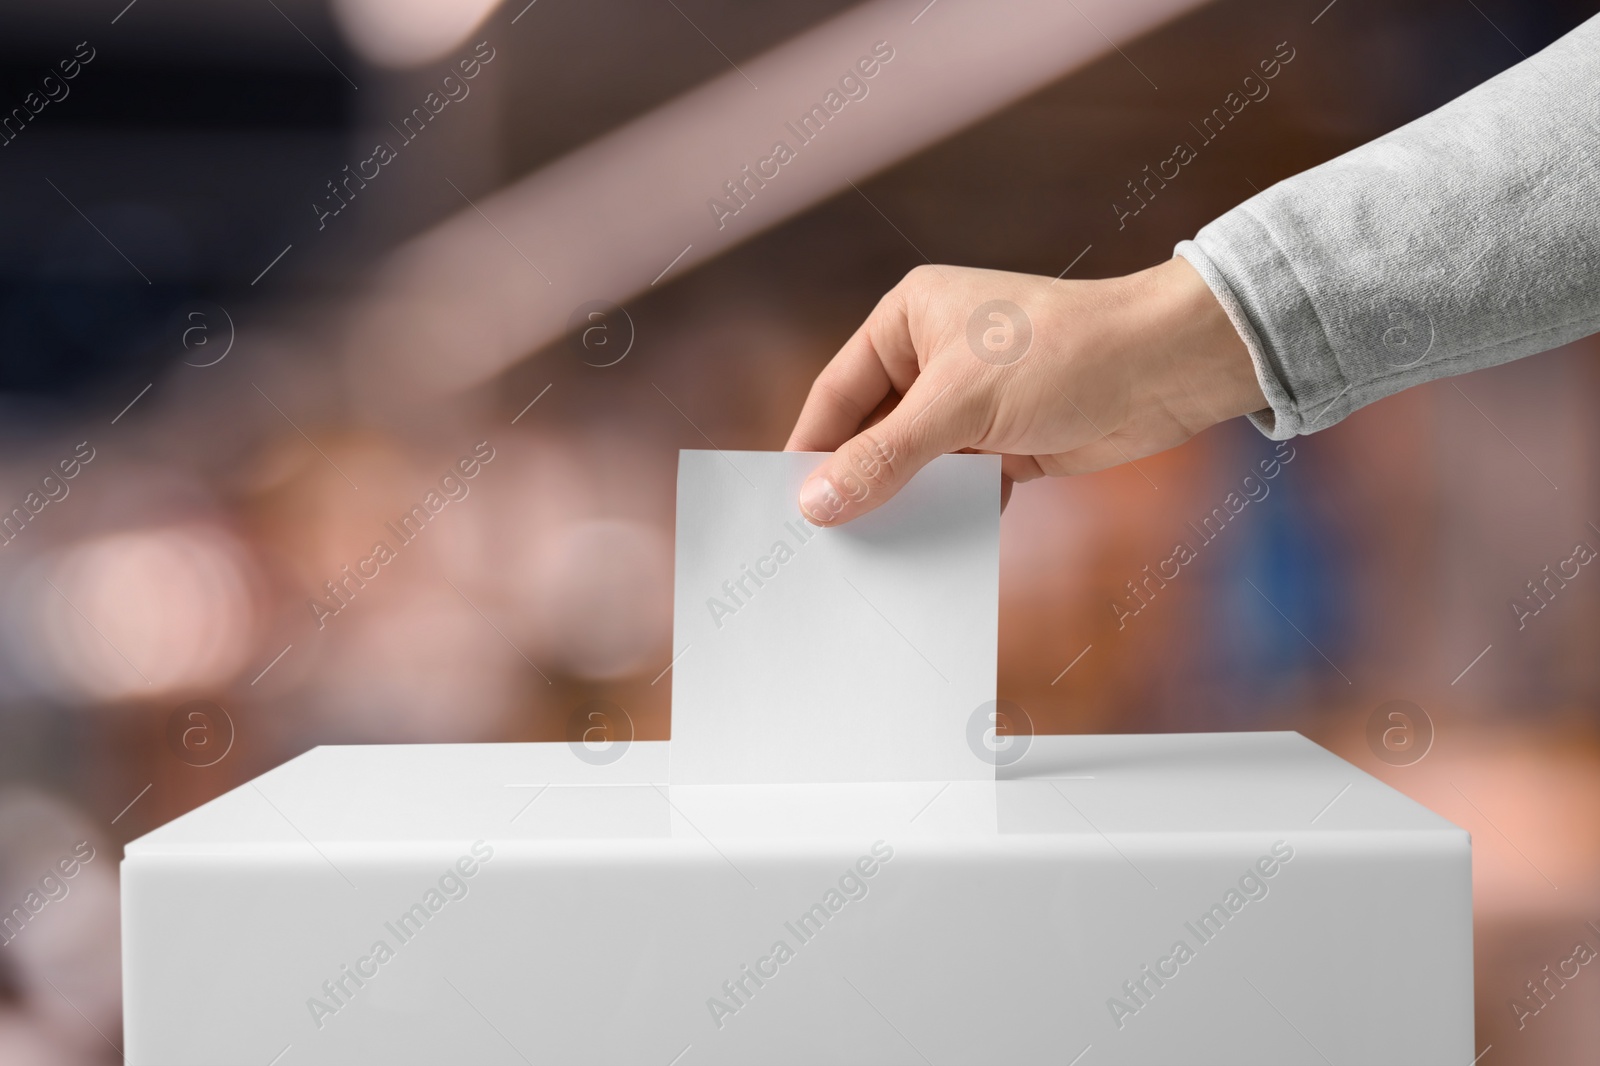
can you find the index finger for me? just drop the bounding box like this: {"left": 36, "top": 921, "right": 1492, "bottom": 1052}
{"left": 784, "top": 322, "right": 890, "bottom": 451}
{"left": 785, "top": 290, "right": 919, "bottom": 451}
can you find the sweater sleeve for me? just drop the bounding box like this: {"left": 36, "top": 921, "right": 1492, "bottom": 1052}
{"left": 1175, "top": 13, "right": 1600, "bottom": 439}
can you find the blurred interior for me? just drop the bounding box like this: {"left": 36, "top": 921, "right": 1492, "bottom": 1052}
{"left": 0, "top": 0, "right": 1596, "bottom": 1061}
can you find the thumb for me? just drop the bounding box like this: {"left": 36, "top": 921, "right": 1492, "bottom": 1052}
{"left": 798, "top": 374, "right": 973, "bottom": 526}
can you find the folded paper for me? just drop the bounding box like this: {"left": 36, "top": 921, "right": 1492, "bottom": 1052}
{"left": 669, "top": 450, "right": 1000, "bottom": 784}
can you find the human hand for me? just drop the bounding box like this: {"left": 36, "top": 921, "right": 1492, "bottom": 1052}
{"left": 784, "top": 257, "right": 1268, "bottom": 525}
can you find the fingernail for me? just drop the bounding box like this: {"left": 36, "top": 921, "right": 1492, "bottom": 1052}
{"left": 799, "top": 476, "right": 840, "bottom": 525}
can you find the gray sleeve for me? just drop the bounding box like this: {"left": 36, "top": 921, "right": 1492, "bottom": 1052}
{"left": 1175, "top": 14, "right": 1600, "bottom": 439}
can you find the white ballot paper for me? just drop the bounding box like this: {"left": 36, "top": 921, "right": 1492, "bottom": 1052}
{"left": 670, "top": 449, "right": 999, "bottom": 784}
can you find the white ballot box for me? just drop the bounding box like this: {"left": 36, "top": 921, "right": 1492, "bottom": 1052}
{"left": 122, "top": 731, "right": 1472, "bottom": 1065}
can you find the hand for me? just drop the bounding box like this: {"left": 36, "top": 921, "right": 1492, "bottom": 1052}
{"left": 784, "top": 256, "right": 1268, "bottom": 525}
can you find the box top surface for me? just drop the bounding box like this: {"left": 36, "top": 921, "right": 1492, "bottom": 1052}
{"left": 125, "top": 732, "right": 1462, "bottom": 857}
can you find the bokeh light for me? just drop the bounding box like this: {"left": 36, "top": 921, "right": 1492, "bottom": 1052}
{"left": 8, "top": 527, "right": 257, "bottom": 703}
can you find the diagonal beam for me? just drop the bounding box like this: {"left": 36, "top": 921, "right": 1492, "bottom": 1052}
{"left": 345, "top": 0, "right": 1206, "bottom": 400}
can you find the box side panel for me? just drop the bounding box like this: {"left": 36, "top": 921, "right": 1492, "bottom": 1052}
{"left": 124, "top": 832, "right": 1472, "bottom": 1065}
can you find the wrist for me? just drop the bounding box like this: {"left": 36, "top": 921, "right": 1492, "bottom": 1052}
{"left": 1122, "top": 256, "right": 1266, "bottom": 435}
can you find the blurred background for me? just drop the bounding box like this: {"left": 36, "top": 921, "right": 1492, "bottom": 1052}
{"left": 0, "top": 0, "right": 1596, "bottom": 1061}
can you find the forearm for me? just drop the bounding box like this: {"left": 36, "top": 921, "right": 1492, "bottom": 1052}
{"left": 1177, "top": 13, "right": 1600, "bottom": 439}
